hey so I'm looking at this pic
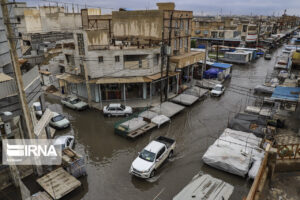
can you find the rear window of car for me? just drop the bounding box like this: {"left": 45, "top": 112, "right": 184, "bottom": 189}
{"left": 52, "top": 115, "right": 64, "bottom": 122}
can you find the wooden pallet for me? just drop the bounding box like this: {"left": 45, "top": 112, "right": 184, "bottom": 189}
{"left": 36, "top": 167, "right": 81, "bottom": 200}
{"left": 127, "top": 123, "right": 157, "bottom": 138}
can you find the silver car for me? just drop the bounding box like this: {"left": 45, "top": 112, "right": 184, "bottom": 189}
{"left": 61, "top": 96, "right": 88, "bottom": 110}
{"left": 103, "top": 104, "right": 132, "bottom": 117}
{"left": 49, "top": 112, "right": 70, "bottom": 129}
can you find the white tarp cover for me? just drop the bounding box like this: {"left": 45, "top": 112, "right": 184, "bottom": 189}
{"left": 171, "top": 94, "right": 199, "bottom": 106}
{"left": 120, "top": 117, "right": 147, "bottom": 132}
{"left": 138, "top": 110, "right": 158, "bottom": 120}
{"left": 173, "top": 173, "right": 234, "bottom": 200}
{"left": 150, "top": 102, "right": 185, "bottom": 117}
{"left": 151, "top": 115, "right": 170, "bottom": 128}
{"left": 202, "top": 128, "right": 264, "bottom": 177}
{"left": 183, "top": 86, "right": 209, "bottom": 98}
{"left": 245, "top": 106, "right": 261, "bottom": 114}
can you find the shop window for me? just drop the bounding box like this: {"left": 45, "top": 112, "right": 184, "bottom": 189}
{"left": 115, "top": 56, "right": 120, "bottom": 62}
{"left": 98, "top": 56, "right": 103, "bottom": 63}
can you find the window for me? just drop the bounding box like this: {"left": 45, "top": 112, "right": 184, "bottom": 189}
{"left": 175, "top": 20, "right": 178, "bottom": 28}
{"left": 185, "top": 20, "right": 189, "bottom": 31}
{"left": 77, "top": 33, "right": 85, "bottom": 56}
{"left": 156, "top": 147, "right": 166, "bottom": 159}
{"left": 174, "top": 39, "right": 177, "bottom": 50}
{"left": 180, "top": 19, "right": 183, "bottom": 29}
{"left": 98, "top": 56, "right": 103, "bottom": 63}
{"left": 184, "top": 38, "right": 188, "bottom": 48}
{"left": 154, "top": 54, "right": 159, "bottom": 66}
{"left": 115, "top": 56, "right": 120, "bottom": 62}
{"left": 242, "top": 25, "right": 248, "bottom": 32}
{"left": 180, "top": 38, "right": 183, "bottom": 48}
{"left": 17, "top": 17, "right": 21, "bottom": 23}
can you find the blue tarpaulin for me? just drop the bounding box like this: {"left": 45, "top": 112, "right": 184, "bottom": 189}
{"left": 271, "top": 86, "right": 300, "bottom": 102}
{"left": 211, "top": 62, "right": 232, "bottom": 69}
{"left": 203, "top": 68, "right": 223, "bottom": 79}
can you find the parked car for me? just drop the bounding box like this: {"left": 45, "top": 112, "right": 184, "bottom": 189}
{"left": 264, "top": 54, "right": 272, "bottom": 60}
{"left": 54, "top": 135, "right": 74, "bottom": 150}
{"left": 49, "top": 112, "right": 70, "bottom": 129}
{"left": 129, "top": 136, "right": 176, "bottom": 178}
{"left": 103, "top": 104, "right": 132, "bottom": 117}
{"left": 211, "top": 84, "right": 225, "bottom": 97}
{"left": 33, "top": 102, "right": 42, "bottom": 118}
{"left": 61, "top": 96, "right": 88, "bottom": 110}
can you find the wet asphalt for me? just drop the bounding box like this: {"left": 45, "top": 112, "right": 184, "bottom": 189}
{"left": 0, "top": 46, "right": 283, "bottom": 200}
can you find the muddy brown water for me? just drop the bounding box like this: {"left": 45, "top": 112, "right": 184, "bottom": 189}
{"left": 0, "top": 47, "right": 283, "bottom": 200}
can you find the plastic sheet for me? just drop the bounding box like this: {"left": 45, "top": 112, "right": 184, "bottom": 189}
{"left": 202, "top": 128, "right": 264, "bottom": 177}
{"left": 151, "top": 115, "right": 170, "bottom": 128}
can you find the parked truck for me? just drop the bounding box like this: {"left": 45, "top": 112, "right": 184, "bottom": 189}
{"left": 129, "top": 136, "right": 176, "bottom": 178}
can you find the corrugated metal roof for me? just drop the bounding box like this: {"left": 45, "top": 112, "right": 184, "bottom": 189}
{"left": 271, "top": 86, "right": 300, "bottom": 102}
{"left": 0, "top": 73, "right": 13, "bottom": 83}
{"left": 211, "top": 62, "right": 232, "bottom": 69}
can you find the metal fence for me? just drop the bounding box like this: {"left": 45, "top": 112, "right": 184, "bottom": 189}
{"left": 276, "top": 143, "right": 300, "bottom": 160}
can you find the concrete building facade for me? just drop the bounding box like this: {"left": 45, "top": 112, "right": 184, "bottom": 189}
{"left": 57, "top": 3, "right": 204, "bottom": 105}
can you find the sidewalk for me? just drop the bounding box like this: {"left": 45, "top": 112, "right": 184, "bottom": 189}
{"left": 91, "top": 92, "right": 178, "bottom": 111}
{"left": 45, "top": 89, "right": 178, "bottom": 111}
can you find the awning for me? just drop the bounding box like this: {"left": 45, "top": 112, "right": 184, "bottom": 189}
{"left": 56, "top": 73, "right": 84, "bottom": 84}
{"left": 271, "top": 86, "right": 300, "bottom": 102}
{"left": 170, "top": 51, "right": 205, "bottom": 69}
{"left": 147, "top": 71, "right": 178, "bottom": 80}
{"left": 93, "top": 76, "right": 152, "bottom": 84}
{"left": 0, "top": 73, "right": 13, "bottom": 83}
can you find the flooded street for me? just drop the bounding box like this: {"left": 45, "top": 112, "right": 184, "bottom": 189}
{"left": 38, "top": 48, "right": 280, "bottom": 200}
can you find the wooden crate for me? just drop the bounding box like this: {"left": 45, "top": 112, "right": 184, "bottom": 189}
{"left": 36, "top": 167, "right": 81, "bottom": 200}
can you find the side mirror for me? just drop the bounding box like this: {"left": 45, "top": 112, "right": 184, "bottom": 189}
{"left": 138, "top": 152, "right": 140, "bottom": 155}
{"left": 156, "top": 159, "right": 159, "bottom": 162}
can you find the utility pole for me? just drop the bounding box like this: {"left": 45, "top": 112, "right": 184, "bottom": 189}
{"left": 160, "top": 31, "right": 165, "bottom": 103}
{"left": 216, "top": 43, "right": 219, "bottom": 62}
{"left": 83, "top": 61, "right": 92, "bottom": 107}
{"left": 1, "top": 0, "right": 43, "bottom": 175}
{"left": 165, "top": 11, "right": 173, "bottom": 101}
{"left": 202, "top": 41, "right": 208, "bottom": 79}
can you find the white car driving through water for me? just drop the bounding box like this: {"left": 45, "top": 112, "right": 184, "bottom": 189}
{"left": 130, "top": 136, "right": 176, "bottom": 179}
{"left": 211, "top": 84, "right": 225, "bottom": 97}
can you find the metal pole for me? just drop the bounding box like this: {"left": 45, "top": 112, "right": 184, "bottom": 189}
{"left": 165, "top": 11, "right": 173, "bottom": 100}
{"left": 160, "top": 29, "right": 165, "bottom": 103}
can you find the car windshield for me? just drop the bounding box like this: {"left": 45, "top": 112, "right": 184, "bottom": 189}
{"left": 214, "top": 86, "right": 222, "bottom": 91}
{"left": 139, "top": 150, "right": 156, "bottom": 162}
{"left": 70, "top": 99, "right": 80, "bottom": 104}
{"left": 52, "top": 115, "right": 64, "bottom": 122}
{"left": 34, "top": 105, "right": 41, "bottom": 111}
{"left": 120, "top": 104, "right": 126, "bottom": 109}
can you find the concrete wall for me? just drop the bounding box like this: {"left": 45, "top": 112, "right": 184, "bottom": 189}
{"left": 24, "top": 6, "right": 82, "bottom": 33}
{"left": 112, "top": 10, "right": 164, "bottom": 40}
{"left": 70, "top": 30, "right": 161, "bottom": 79}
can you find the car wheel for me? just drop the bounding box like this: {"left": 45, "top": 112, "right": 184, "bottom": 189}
{"left": 125, "top": 113, "right": 129, "bottom": 117}
{"left": 107, "top": 114, "right": 112, "bottom": 117}
{"left": 150, "top": 170, "right": 156, "bottom": 178}
{"left": 168, "top": 150, "right": 173, "bottom": 158}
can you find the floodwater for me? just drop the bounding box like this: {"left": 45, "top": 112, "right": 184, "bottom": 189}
{"left": 0, "top": 47, "right": 283, "bottom": 200}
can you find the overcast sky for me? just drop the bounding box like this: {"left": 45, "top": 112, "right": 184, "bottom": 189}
{"left": 25, "top": 0, "right": 300, "bottom": 16}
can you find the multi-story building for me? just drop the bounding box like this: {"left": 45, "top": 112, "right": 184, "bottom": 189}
{"left": 57, "top": 3, "right": 204, "bottom": 105}
{"left": 0, "top": 2, "right": 42, "bottom": 190}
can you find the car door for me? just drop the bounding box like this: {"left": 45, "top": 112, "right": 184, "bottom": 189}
{"left": 155, "top": 146, "right": 167, "bottom": 169}
{"left": 109, "top": 107, "right": 116, "bottom": 115}
{"left": 116, "top": 107, "right": 123, "bottom": 116}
